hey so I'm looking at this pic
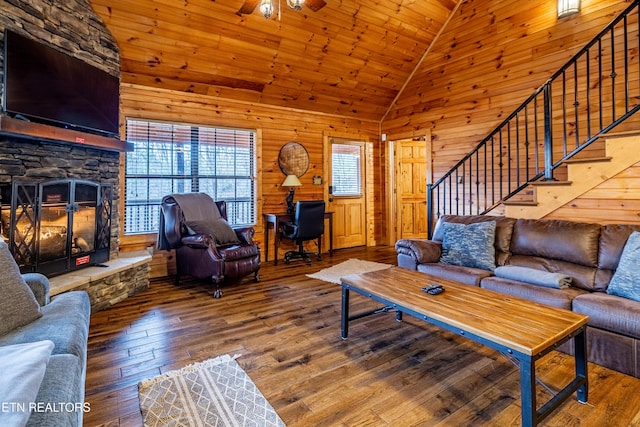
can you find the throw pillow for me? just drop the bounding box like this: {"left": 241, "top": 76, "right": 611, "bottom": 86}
{"left": 0, "top": 340, "right": 55, "bottom": 427}
{"left": 0, "top": 240, "right": 43, "bottom": 337}
{"left": 186, "top": 218, "right": 241, "bottom": 246}
{"left": 439, "top": 221, "right": 496, "bottom": 271}
{"left": 607, "top": 231, "right": 640, "bottom": 302}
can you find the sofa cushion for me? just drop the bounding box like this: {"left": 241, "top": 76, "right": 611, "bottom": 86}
{"left": 606, "top": 231, "right": 640, "bottom": 302}
{"left": 0, "top": 340, "right": 54, "bottom": 427}
{"left": 418, "top": 263, "right": 493, "bottom": 287}
{"left": 432, "top": 215, "right": 516, "bottom": 265}
{"left": 218, "top": 243, "right": 260, "bottom": 260}
{"left": 510, "top": 218, "right": 601, "bottom": 267}
{"left": 480, "top": 276, "right": 587, "bottom": 310}
{"left": 29, "top": 354, "right": 84, "bottom": 427}
{"left": 0, "top": 241, "right": 42, "bottom": 337}
{"left": 595, "top": 223, "right": 640, "bottom": 291}
{"left": 439, "top": 221, "right": 496, "bottom": 271}
{"left": 0, "top": 292, "right": 90, "bottom": 361}
{"left": 22, "top": 273, "right": 50, "bottom": 306}
{"left": 573, "top": 293, "right": 640, "bottom": 339}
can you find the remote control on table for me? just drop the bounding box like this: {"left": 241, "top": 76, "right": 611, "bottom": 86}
{"left": 422, "top": 284, "right": 445, "bottom": 295}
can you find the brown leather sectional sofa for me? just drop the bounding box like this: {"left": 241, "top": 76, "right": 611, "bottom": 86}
{"left": 395, "top": 214, "right": 640, "bottom": 378}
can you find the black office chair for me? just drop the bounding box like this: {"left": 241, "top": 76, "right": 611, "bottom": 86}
{"left": 279, "top": 200, "right": 326, "bottom": 265}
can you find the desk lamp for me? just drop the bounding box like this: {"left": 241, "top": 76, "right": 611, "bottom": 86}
{"left": 282, "top": 174, "right": 302, "bottom": 215}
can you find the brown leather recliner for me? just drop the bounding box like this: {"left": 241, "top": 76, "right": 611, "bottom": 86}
{"left": 158, "top": 193, "right": 260, "bottom": 298}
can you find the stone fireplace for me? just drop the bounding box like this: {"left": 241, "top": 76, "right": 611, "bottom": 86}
{"left": 0, "top": 1, "right": 151, "bottom": 312}
{"left": 0, "top": 135, "right": 121, "bottom": 256}
{"left": 0, "top": 0, "right": 123, "bottom": 258}
{"left": 0, "top": 130, "right": 153, "bottom": 313}
{"left": 0, "top": 133, "right": 151, "bottom": 313}
{"left": 1, "top": 178, "right": 112, "bottom": 276}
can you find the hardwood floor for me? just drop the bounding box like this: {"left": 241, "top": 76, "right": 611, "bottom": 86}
{"left": 85, "top": 246, "right": 640, "bottom": 426}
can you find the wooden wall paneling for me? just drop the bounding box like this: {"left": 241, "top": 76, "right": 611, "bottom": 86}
{"left": 92, "top": 0, "right": 640, "bottom": 260}
{"left": 383, "top": 0, "right": 638, "bottom": 224}
{"left": 118, "top": 72, "right": 265, "bottom": 103}
{"left": 400, "top": 28, "right": 635, "bottom": 114}
{"left": 366, "top": 140, "right": 379, "bottom": 246}
{"left": 385, "top": 0, "right": 632, "bottom": 127}
{"left": 119, "top": 84, "right": 380, "bottom": 276}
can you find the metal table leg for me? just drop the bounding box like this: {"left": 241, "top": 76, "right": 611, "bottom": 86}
{"left": 574, "top": 329, "right": 589, "bottom": 403}
{"left": 519, "top": 356, "right": 536, "bottom": 427}
{"left": 341, "top": 285, "right": 350, "bottom": 339}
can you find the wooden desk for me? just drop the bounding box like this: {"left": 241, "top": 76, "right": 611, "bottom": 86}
{"left": 341, "top": 267, "right": 589, "bottom": 427}
{"left": 263, "top": 212, "right": 333, "bottom": 265}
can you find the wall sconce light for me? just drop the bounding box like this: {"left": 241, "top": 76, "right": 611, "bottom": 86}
{"left": 558, "top": 0, "right": 580, "bottom": 18}
{"left": 282, "top": 174, "right": 302, "bottom": 215}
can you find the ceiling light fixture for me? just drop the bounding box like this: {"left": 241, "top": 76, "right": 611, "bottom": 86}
{"left": 259, "top": 0, "right": 274, "bottom": 19}
{"left": 558, "top": 0, "right": 580, "bottom": 18}
{"left": 259, "top": 0, "right": 306, "bottom": 19}
{"left": 238, "top": 0, "right": 324, "bottom": 19}
{"left": 287, "top": 0, "right": 305, "bottom": 10}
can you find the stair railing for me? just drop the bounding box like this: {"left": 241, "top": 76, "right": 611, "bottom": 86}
{"left": 427, "top": 0, "right": 640, "bottom": 237}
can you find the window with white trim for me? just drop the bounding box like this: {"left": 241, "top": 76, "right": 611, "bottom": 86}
{"left": 124, "top": 119, "right": 256, "bottom": 234}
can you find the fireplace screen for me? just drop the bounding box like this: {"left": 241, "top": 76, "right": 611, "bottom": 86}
{"left": 0, "top": 179, "right": 112, "bottom": 276}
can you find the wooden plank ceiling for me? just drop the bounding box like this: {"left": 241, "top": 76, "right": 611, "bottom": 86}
{"left": 90, "top": 0, "right": 459, "bottom": 121}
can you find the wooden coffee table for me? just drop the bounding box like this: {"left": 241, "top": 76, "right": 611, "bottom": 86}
{"left": 340, "top": 267, "right": 589, "bottom": 427}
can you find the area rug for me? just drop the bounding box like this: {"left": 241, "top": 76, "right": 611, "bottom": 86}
{"left": 138, "top": 354, "right": 285, "bottom": 427}
{"left": 306, "top": 258, "right": 393, "bottom": 284}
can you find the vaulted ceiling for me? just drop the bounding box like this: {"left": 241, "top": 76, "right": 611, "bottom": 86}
{"left": 90, "top": 0, "right": 459, "bottom": 121}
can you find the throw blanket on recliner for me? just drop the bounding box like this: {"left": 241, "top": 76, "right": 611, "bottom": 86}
{"left": 169, "top": 193, "right": 221, "bottom": 222}
{"left": 494, "top": 265, "right": 572, "bottom": 289}
{"left": 156, "top": 193, "right": 222, "bottom": 250}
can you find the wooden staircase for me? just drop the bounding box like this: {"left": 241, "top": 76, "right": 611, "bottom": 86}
{"left": 503, "top": 132, "right": 640, "bottom": 219}
{"left": 427, "top": 2, "right": 640, "bottom": 234}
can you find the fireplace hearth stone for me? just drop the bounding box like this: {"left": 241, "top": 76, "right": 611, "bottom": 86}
{"left": 48, "top": 250, "right": 151, "bottom": 312}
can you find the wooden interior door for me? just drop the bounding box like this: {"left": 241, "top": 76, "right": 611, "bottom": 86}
{"left": 329, "top": 140, "right": 367, "bottom": 249}
{"left": 396, "top": 138, "right": 429, "bottom": 239}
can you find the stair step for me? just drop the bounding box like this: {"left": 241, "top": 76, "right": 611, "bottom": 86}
{"left": 503, "top": 200, "right": 538, "bottom": 206}
{"left": 531, "top": 180, "right": 572, "bottom": 186}
{"left": 563, "top": 156, "right": 612, "bottom": 165}
{"left": 603, "top": 129, "right": 640, "bottom": 138}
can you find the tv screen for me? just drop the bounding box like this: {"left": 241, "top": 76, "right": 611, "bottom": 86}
{"left": 2, "top": 30, "right": 120, "bottom": 138}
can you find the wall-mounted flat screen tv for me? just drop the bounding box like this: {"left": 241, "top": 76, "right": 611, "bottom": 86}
{"left": 2, "top": 29, "right": 120, "bottom": 138}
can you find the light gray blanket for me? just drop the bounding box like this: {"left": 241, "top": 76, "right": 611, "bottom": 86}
{"left": 494, "top": 265, "right": 572, "bottom": 289}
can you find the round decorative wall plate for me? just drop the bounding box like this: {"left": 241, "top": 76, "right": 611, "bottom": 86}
{"left": 278, "top": 141, "right": 309, "bottom": 177}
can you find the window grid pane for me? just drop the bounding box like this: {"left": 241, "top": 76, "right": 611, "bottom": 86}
{"left": 332, "top": 144, "right": 362, "bottom": 196}
{"left": 125, "top": 119, "right": 256, "bottom": 234}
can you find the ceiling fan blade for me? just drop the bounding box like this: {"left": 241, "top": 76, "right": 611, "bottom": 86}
{"left": 237, "top": 0, "right": 260, "bottom": 15}
{"left": 305, "top": 0, "right": 326, "bottom": 12}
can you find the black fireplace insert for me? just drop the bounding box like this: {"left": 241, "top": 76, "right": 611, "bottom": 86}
{"left": 0, "top": 179, "right": 112, "bottom": 276}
